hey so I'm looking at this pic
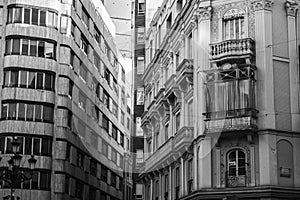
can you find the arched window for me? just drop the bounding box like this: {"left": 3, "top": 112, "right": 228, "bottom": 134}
{"left": 223, "top": 9, "right": 246, "bottom": 40}
{"left": 227, "top": 149, "right": 246, "bottom": 176}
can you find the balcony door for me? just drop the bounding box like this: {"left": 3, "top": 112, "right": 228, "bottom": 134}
{"left": 227, "top": 149, "right": 246, "bottom": 187}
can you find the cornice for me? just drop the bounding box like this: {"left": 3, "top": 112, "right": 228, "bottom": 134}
{"left": 286, "top": 0, "right": 298, "bottom": 17}
{"left": 252, "top": 0, "right": 274, "bottom": 11}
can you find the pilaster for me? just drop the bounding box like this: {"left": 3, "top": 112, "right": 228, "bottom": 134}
{"left": 252, "top": 0, "right": 276, "bottom": 129}
{"left": 286, "top": 0, "right": 300, "bottom": 132}
{"left": 180, "top": 158, "right": 184, "bottom": 196}
{"left": 198, "top": 137, "right": 212, "bottom": 188}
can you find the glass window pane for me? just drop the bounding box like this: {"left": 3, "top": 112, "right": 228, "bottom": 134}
{"left": 4, "top": 71, "right": 9, "bottom": 87}
{"left": 10, "top": 70, "right": 19, "bottom": 87}
{"left": 37, "top": 72, "right": 43, "bottom": 89}
{"left": 47, "top": 12, "right": 53, "bottom": 26}
{"left": 35, "top": 104, "right": 42, "bottom": 122}
{"left": 23, "top": 171, "right": 31, "bottom": 189}
{"left": 28, "top": 71, "right": 36, "bottom": 89}
{"left": 6, "top": 137, "right": 13, "bottom": 153}
{"left": 14, "top": 7, "right": 22, "bottom": 23}
{"left": 5, "top": 39, "right": 12, "bottom": 55}
{"left": 8, "top": 103, "right": 17, "bottom": 120}
{"left": 45, "top": 42, "right": 54, "bottom": 59}
{"left": 41, "top": 138, "right": 51, "bottom": 156}
{"left": 32, "top": 8, "right": 38, "bottom": 25}
{"left": 7, "top": 7, "right": 13, "bottom": 23}
{"left": 26, "top": 104, "right": 34, "bottom": 121}
{"left": 31, "top": 172, "right": 38, "bottom": 189}
{"left": 1, "top": 104, "right": 8, "bottom": 120}
{"left": 12, "top": 39, "right": 21, "bottom": 54}
{"left": 40, "top": 10, "right": 46, "bottom": 26}
{"left": 18, "top": 103, "right": 26, "bottom": 120}
{"left": 20, "top": 70, "right": 27, "bottom": 88}
{"left": 24, "top": 8, "right": 30, "bottom": 24}
{"left": 43, "top": 105, "right": 53, "bottom": 123}
{"left": 24, "top": 137, "right": 32, "bottom": 155}
{"left": 40, "top": 172, "right": 51, "bottom": 190}
{"left": 44, "top": 73, "right": 53, "bottom": 90}
{"left": 38, "top": 41, "right": 45, "bottom": 57}
{"left": 22, "top": 39, "right": 29, "bottom": 56}
{"left": 33, "top": 138, "right": 40, "bottom": 155}
{"left": 30, "top": 40, "right": 37, "bottom": 56}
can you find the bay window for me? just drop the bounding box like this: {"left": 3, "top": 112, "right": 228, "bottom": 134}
{"left": 205, "top": 65, "right": 256, "bottom": 119}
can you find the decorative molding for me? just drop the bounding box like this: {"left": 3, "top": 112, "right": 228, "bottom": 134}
{"left": 196, "top": 6, "right": 213, "bottom": 22}
{"left": 286, "top": 0, "right": 298, "bottom": 17}
{"left": 223, "top": 8, "right": 246, "bottom": 19}
{"left": 252, "top": 0, "right": 274, "bottom": 11}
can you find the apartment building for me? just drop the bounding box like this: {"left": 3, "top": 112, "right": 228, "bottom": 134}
{"left": 0, "top": 0, "right": 132, "bottom": 199}
{"left": 139, "top": 0, "right": 300, "bottom": 200}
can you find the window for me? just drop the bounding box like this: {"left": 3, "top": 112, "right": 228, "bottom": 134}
{"left": 188, "top": 100, "right": 193, "bottom": 126}
{"left": 65, "top": 176, "right": 70, "bottom": 194}
{"left": 223, "top": 9, "right": 245, "bottom": 40}
{"left": 165, "top": 124, "right": 169, "bottom": 141}
{"left": 94, "top": 52, "right": 101, "bottom": 72}
{"left": 177, "top": 0, "right": 183, "bottom": 12}
{"left": 136, "top": 149, "right": 144, "bottom": 165}
{"left": 175, "top": 167, "right": 180, "bottom": 200}
{"left": 121, "top": 111, "right": 125, "bottom": 125}
{"left": 137, "top": 27, "right": 145, "bottom": 44}
{"left": 167, "top": 14, "right": 172, "bottom": 30}
{"left": 164, "top": 174, "right": 169, "bottom": 199}
{"left": 103, "top": 90, "right": 110, "bottom": 109}
{"left": 137, "top": 57, "right": 145, "bottom": 74}
{"left": 121, "top": 68, "right": 125, "bottom": 82}
{"left": 138, "top": 0, "right": 145, "bottom": 14}
{"left": 111, "top": 173, "right": 116, "bottom": 187}
{"left": 187, "top": 159, "right": 193, "bottom": 194}
{"left": 5, "top": 38, "right": 56, "bottom": 59}
{"left": 102, "top": 141, "right": 108, "bottom": 157}
{"left": 90, "top": 159, "right": 97, "bottom": 176}
{"left": 111, "top": 148, "right": 117, "bottom": 163}
{"left": 89, "top": 187, "right": 96, "bottom": 200}
{"left": 136, "top": 88, "right": 144, "bottom": 105}
{"left": 75, "top": 181, "right": 84, "bottom": 200}
{"left": 80, "top": 34, "right": 88, "bottom": 54}
{"left": 101, "top": 166, "right": 108, "bottom": 182}
{"left": 3, "top": 69, "right": 55, "bottom": 91}
{"left": 121, "top": 88, "right": 126, "bottom": 105}
{"left": 78, "top": 91, "right": 87, "bottom": 111}
{"left": 40, "top": 171, "right": 51, "bottom": 190}
{"left": 104, "top": 67, "right": 110, "bottom": 85}
{"left": 120, "top": 132, "right": 124, "bottom": 147}
{"left": 175, "top": 112, "right": 180, "bottom": 132}
{"left": 79, "top": 63, "right": 88, "bottom": 82}
{"left": 81, "top": 6, "right": 89, "bottom": 28}
{"left": 227, "top": 149, "right": 246, "bottom": 176}
{"left": 205, "top": 66, "right": 256, "bottom": 119}
{"left": 102, "top": 115, "right": 109, "bottom": 133}
{"left": 127, "top": 117, "right": 130, "bottom": 130}
{"left": 76, "top": 150, "right": 85, "bottom": 170}
{"left": 1, "top": 102, "right": 54, "bottom": 123}
{"left": 94, "top": 25, "right": 101, "bottom": 45}
{"left": 155, "top": 180, "right": 159, "bottom": 200}
{"left": 71, "top": 20, "right": 76, "bottom": 38}
{"left": 112, "top": 125, "right": 118, "bottom": 141}
{"left": 7, "top": 6, "right": 58, "bottom": 27}
{"left": 111, "top": 100, "right": 118, "bottom": 119}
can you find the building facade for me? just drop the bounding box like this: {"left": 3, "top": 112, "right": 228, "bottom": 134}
{"left": 139, "top": 0, "right": 300, "bottom": 200}
{"left": 0, "top": 0, "right": 132, "bottom": 199}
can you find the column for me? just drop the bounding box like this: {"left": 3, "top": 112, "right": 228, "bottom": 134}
{"left": 250, "top": 145, "right": 256, "bottom": 186}
{"left": 150, "top": 179, "right": 153, "bottom": 200}
{"left": 252, "top": 0, "right": 276, "bottom": 129}
{"left": 180, "top": 158, "right": 184, "bottom": 196}
{"left": 193, "top": 145, "right": 198, "bottom": 190}
{"left": 159, "top": 172, "right": 162, "bottom": 200}
{"left": 169, "top": 166, "right": 172, "bottom": 200}
{"left": 286, "top": 1, "right": 300, "bottom": 132}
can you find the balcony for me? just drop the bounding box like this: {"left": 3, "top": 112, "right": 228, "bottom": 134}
{"left": 204, "top": 109, "right": 258, "bottom": 133}
{"left": 209, "top": 38, "right": 255, "bottom": 63}
{"left": 226, "top": 172, "right": 248, "bottom": 187}
{"left": 176, "top": 59, "right": 193, "bottom": 92}
{"left": 141, "top": 137, "right": 174, "bottom": 173}
{"left": 174, "top": 126, "right": 194, "bottom": 154}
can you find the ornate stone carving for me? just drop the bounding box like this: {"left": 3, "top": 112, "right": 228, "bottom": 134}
{"left": 286, "top": 0, "right": 298, "bottom": 17}
{"left": 196, "top": 6, "right": 213, "bottom": 22}
{"left": 252, "top": 0, "right": 274, "bottom": 11}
